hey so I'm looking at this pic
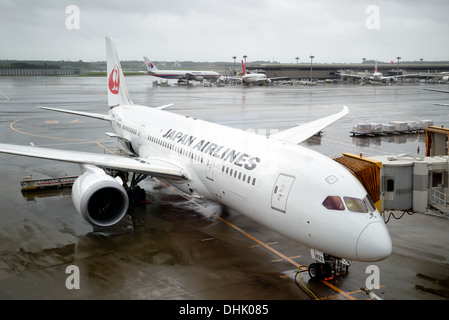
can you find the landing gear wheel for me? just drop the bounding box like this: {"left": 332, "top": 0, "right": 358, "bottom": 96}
{"left": 308, "top": 263, "right": 322, "bottom": 280}
{"left": 133, "top": 186, "right": 146, "bottom": 204}
{"left": 323, "top": 263, "right": 332, "bottom": 278}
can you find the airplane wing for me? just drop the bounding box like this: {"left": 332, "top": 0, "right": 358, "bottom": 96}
{"left": 382, "top": 74, "right": 419, "bottom": 80}
{"left": 270, "top": 106, "right": 349, "bottom": 144}
{"left": 155, "top": 103, "right": 174, "bottom": 110}
{"left": 424, "top": 88, "right": 449, "bottom": 106}
{"left": 424, "top": 88, "right": 449, "bottom": 94}
{"left": 0, "top": 143, "right": 188, "bottom": 180}
{"left": 337, "top": 72, "right": 364, "bottom": 79}
{"left": 184, "top": 73, "right": 199, "bottom": 81}
{"left": 268, "top": 77, "right": 288, "bottom": 81}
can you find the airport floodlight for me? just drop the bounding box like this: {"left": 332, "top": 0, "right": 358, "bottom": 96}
{"left": 310, "top": 55, "right": 315, "bottom": 82}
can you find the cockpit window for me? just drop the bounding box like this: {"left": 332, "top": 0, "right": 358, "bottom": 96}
{"left": 323, "top": 195, "right": 377, "bottom": 213}
{"left": 364, "top": 195, "right": 376, "bottom": 212}
{"left": 344, "top": 197, "right": 368, "bottom": 213}
{"left": 322, "top": 196, "right": 345, "bottom": 211}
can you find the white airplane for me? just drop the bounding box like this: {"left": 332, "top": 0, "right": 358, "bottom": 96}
{"left": 143, "top": 57, "right": 221, "bottom": 83}
{"left": 233, "top": 60, "right": 286, "bottom": 85}
{"left": 0, "top": 37, "right": 391, "bottom": 280}
{"left": 424, "top": 72, "right": 449, "bottom": 83}
{"left": 339, "top": 61, "right": 415, "bottom": 83}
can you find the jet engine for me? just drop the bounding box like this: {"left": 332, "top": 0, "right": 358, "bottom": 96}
{"left": 194, "top": 76, "right": 204, "bottom": 81}
{"left": 72, "top": 165, "right": 129, "bottom": 227}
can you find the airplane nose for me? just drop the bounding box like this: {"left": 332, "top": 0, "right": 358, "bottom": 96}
{"left": 356, "top": 221, "right": 392, "bottom": 261}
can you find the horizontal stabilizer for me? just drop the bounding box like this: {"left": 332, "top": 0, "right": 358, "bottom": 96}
{"left": 39, "top": 106, "right": 112, "bottom": 121}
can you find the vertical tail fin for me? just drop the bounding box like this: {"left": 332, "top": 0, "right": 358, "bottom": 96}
{"left": 105, "top": 37, "right": 132, "bottom": 107}
{"left": 143, "top": 57, "right": 159, "bottom": 73}
{"left": 374, "top": 61, "right": 378, "bottom": 73}
{"left": 241, "top": 60, "right": 246, "bottom": 76}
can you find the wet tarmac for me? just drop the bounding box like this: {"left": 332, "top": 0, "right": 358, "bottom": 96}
{"left": 0, "top": 76, "right": 448, "bottom": 303}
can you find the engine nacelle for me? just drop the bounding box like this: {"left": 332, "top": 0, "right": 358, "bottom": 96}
{"left": 72, "top": 165, "right": 129, "bottom": 227}
{"left": 194, "top": 76, "right": 204, "bottom": 81}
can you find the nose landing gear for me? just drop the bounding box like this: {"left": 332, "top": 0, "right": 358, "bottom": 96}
{"left": 308, "top": 249, "right": 350, "bottom": 280}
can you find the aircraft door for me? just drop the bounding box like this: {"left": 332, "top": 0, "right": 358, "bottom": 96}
{"left": 206, "top": 159, "right": 214, "bottom": 181}
{"left": 271, "top": 174, "right": 295, "bottom": 213}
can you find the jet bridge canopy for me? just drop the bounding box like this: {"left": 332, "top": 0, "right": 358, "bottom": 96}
{"left": 425, "top": 126, "right": 449, "bottom": 157}
{"left": 333, "top": 153, "right": 382, "bottom": 212}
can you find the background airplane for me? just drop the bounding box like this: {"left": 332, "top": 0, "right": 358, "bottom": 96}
{"left": 419, "top": 72, "right": 449, "bottom": 83}
{"left": 231, "top": 60, "right": 286, "bottom": 85}
{"left": 0, "top": 37, "right": 392, "bottom": 280}
{"left": 144, "top": 57, "right": 221, "bottom": 83}
{"left": 338, "top": 61, "right": 417, "bottom": 83}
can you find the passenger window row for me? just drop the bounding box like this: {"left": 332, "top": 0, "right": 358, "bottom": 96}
{"left": 148, "top": 135, "right": 204, "bottom": 163}
{"left": 222, "top": 165, "right": 256, "bottom": 186}
{"left": 148, "top": 134, "right": 257, "bottom": 186}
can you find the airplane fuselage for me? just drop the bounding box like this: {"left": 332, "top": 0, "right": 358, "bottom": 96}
{"left": 109, "top": 104, "right": 392, "bottom": 262}
{"left": 242, "top": 73, "right": 269, "bottom": 84}
{"left": 147, "top": 70, "right": 220, "bottom": 81}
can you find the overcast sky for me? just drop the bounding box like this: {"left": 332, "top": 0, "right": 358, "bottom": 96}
{"left": 1, "top": 0, "right": 448, "bottom": 63}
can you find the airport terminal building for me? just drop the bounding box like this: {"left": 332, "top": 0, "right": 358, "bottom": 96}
{"left": 247, "top": 62, "right": 449, "bottom": 80}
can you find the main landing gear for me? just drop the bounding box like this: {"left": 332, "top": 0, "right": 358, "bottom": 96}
{"left": 308, "top": 249, "right": 350, "bottom": 280}
{"left": 113, "top": 170, "right": 148, "bottom": 205}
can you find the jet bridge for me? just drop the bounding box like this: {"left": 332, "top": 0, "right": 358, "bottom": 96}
{"left": 368, "top": 154, "right": 449, "bottom": 216}
{"left": 334, "top": 153, "right": 382, "bottom": 212}
{"left": 334, "top": 152, "right": 449, "bottom": 216}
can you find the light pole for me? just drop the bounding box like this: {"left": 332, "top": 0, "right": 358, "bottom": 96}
{"left": 309, "top": 55, "right": 314, "bottom": 82}
{"left": 296, "top": 57, "right": 299, "bottom": 64}
{"left": 243, "top": 55, "right": 247, "bottom": 69}
{"left": 396, "top": 56, "right": 401, "bottom": 76}
{"left": 232, "top": 56, "right": 236, "bottom": 75}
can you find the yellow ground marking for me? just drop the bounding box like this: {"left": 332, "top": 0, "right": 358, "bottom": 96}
{"left": 10, "top": 116, "right": 107, "bottom": 144}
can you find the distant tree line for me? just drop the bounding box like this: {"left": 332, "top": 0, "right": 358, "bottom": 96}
{"left": 1, "top": 62, "right": 60, "bottom": 69}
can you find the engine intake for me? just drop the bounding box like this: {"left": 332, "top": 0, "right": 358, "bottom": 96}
{"left": 72, "top": 165, "right": 129, "bottom": 227}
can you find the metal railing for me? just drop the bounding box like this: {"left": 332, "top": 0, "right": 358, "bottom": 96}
{"left": 429, "top": 187, "right": 449, "bottom": 212}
